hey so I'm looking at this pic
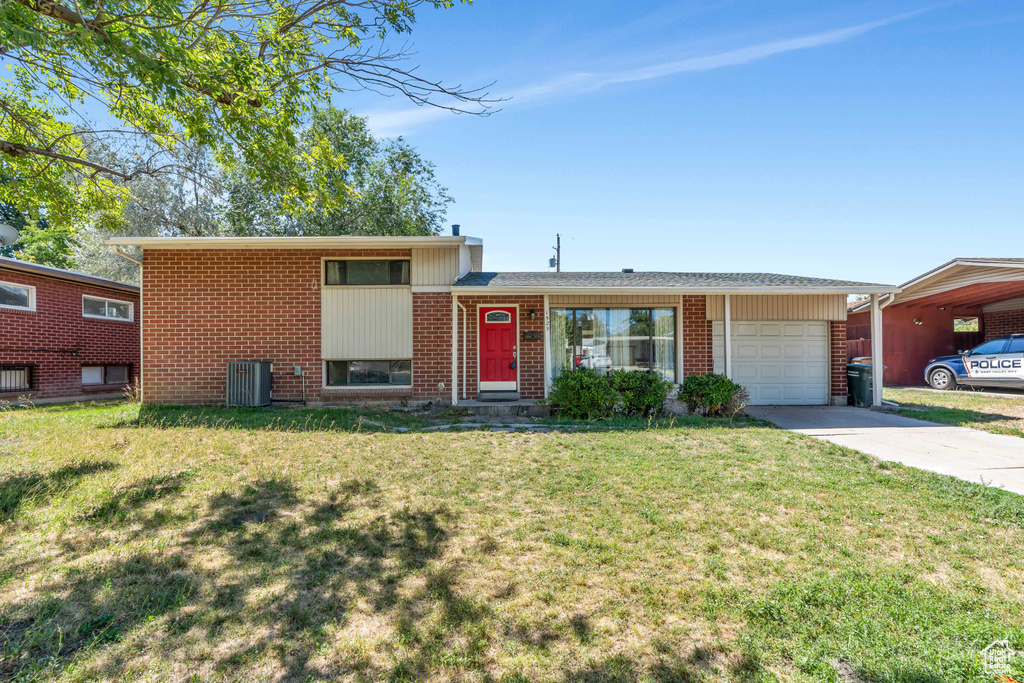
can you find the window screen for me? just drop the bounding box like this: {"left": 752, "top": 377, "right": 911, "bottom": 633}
{"left": 325, "top": 360, "right": 412, "bottom": 386}
{"left": 82, "top": 366, "right": 104, "bottom": 384}
{"left": 324, "top": 260, "right": 410, "bottom": 285}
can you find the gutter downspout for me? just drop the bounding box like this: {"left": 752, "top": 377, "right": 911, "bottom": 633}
{"left": 451, "top": 294, "right": 459, "bottom": 405}
{"left": 543, "top": 295, "right": 551, "bottom": 397}
{"left": 457, "top": 299, "right": 467, "bottom": 400}
{"left": 724, "top": 294, "right": 732, "bottom": 380}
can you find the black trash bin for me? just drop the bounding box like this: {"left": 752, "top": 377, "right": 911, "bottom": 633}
{"left": 846, "top": 363, "right": 873, "bottom": 407}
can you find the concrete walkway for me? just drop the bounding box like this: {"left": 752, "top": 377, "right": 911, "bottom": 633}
{"left": 747, "top": 406, "right": 1024, "bottom": 495}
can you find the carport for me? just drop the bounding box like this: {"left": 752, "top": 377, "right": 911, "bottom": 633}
{"left": 848, "top": 258, "right": 1024, "bottom": 386}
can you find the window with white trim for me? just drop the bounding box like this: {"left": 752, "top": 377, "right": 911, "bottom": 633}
{"left": 82, "top": 365, "right": 130, "bottom": 385}
{"left": 325, "top": 360, "right": 411, "bottom": 386}
{"left": 0, "top": 281, "right": 35, "bottom": 311}
{"left": 83, "top": 295, "right": 133, "bottom": 321}
{"left": 324, "top": 260, "right": 410, "bottom": 286}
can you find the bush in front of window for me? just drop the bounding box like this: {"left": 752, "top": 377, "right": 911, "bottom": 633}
{"left": 677, "top": 373, "right": 749, "bottom": 418}
{"left": 611, "top": 370, "right": 673, "bottom": 417}
{"left": 547, "top": 368, "right": 618, "bottom": 420}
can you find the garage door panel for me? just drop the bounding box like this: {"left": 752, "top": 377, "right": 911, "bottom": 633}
{"left": 712, "top": 320, "right": 829, "bottom": 405}
{"left": 735, "top": 365, "right": 759, "bottom": 381}
{"left": 783, "top": 344, "right": 806, "bottom": 359}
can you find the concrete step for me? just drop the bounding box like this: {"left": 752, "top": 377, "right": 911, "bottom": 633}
{"left": 475, "top": 391, "right": 521, "bottom": 402}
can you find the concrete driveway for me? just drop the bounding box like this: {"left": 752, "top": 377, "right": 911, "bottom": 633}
{"left": 747, "top": 406, "right": 1024, "bottom": 495}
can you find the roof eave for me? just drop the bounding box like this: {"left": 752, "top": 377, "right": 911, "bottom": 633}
{"left": 0, "top": 258, "right": 139, "bottom": 293}
{"left": 453, "top": 285, "right": 901, "bottom": 296}
{"left": 104, "top": 235, "right": 481, "bottom": 249}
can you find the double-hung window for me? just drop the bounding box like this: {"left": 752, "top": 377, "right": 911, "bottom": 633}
{"left": 0, "top": 281, "right": 35, "bottom": 311}
{"left": 83, "top": 295, "right": 133, "bottom": 321}
{"left": 324, "top": 260, "right": 410, "bottom": 286}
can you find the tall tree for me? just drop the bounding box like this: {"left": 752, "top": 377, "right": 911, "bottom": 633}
{"left": 73, "top": 108, "right": 452, "bottom": 281}
{"left": 225, "top": 108, "right": 452, "bottom": 236}
{"left": 1, "top": 0, "right": 491, "bottom": 229}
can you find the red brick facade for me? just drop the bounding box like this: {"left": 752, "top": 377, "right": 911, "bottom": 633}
{"left": 983, "top": 308, "right": 1024, "bottom": 340}
{"left": 142, "top": 248, "right": 417, "bottom": 405}
{"left": 412, "top": 293, "right": 453, "bottom": 401}
{"left": 829, "top": 321, "right": 848, "bottom": 404}
{"left": 681, "top": 295, "right": 713, "bottom": 376}
{"left": 139, "top": 249, "right": 855, "bottom": 406}
{"left": 0, "top": 266, "right": 140, "bottom": 401}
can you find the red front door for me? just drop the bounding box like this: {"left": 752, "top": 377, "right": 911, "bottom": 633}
{"left": 479, "top": 306, "right": 517, "bottom": 390}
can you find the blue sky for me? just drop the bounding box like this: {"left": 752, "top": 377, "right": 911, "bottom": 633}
{"left": 341, "top": 1, "right": 1023, "bottom": 286}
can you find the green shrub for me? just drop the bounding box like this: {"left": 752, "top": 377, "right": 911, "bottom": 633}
{"left": 611, "top": 370, "right": 672, "bottom": 417}
{"left": 548, "top": 368, "right": 618, "bottom": 420}
{"left": 678, "top": 373, "right": 749, "bottom": 417}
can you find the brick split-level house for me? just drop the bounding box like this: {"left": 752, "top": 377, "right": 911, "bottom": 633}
{"left": 0, "top": 257, "right": 140, "bottom": 402}
{"left": 848, "top": 258, "right": 1024, "bottom": 386}
{"left": 107, "top": 234, "right": 899, "bottom": 407}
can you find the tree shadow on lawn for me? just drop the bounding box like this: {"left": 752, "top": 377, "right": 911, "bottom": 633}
{"left": 3, "top": 475, "right": 498, "bottom": 681}
{"left": 0, "top": 460, "right": 118, "bottom": 522}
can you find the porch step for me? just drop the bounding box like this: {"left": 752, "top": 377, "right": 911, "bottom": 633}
{"left": 475, "top": 391, "right": 521, "bottom": 402}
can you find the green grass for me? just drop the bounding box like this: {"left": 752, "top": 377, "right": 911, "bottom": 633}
{"left": 886, "top": 387, "right": 1024, "bottom": 438}
{"left": 2, "top": 401, "right": 1024, "bottom": 681}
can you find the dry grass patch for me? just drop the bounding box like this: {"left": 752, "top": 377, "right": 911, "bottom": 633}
{"left": 1, "top": 402, "right": 1023, "bottom": 681}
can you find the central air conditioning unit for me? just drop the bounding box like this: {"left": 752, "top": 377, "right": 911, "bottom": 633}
{"left": 226, "top": 361, "right": 273, "bottom": 407}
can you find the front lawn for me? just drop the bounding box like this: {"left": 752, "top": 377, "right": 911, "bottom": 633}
{"left": 2, "top": 402, "right": 1023, "bottom": 682}
{"left": 886, "top": 387, "right": 1024, "bottom": 438}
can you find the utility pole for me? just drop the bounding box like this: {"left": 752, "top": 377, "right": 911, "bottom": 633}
{"left": 554, "top": 234, "right": 561, "bottom": 272}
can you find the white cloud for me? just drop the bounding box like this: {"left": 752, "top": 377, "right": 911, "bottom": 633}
{"left": 364, "top": 9, "right": 928, "bottom": 137}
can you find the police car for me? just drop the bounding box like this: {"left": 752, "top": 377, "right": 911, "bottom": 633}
{"left": 924, "top": 334, "right": 1024, "bottom": 390}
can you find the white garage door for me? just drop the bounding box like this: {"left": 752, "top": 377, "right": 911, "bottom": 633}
{"left": 712, "top": 320, "right": 829, "bottom": 405}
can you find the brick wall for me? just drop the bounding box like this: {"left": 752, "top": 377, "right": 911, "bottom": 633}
{"left": 681, "top": 295, "right": 712, "bottom": 376}
{"left": 830, "top": 321, "right": 848, "bottom": 404}
{"left": 142, "top": 249, "right": 409, "bottom": 405}
{"left": 452, "top": 294, "right": 546, "bottom": 400}
{"left": 412, "top": 292, "right": 453, "bottom": 401}
{"left": 984, "top": 308, "right": 1024, "bottom": 340}
{"left": 0, "top": 267, "right": 140, "bottom": 400}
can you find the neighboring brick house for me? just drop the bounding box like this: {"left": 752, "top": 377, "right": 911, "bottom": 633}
{"left": 848, "top": 258, "right": 1024, "bottom": 386}
{"left": 109, "top": 233, "right": 897, "bottom": 407}
{"left": 0, "top": 257, "right": 140, "bottom": 402}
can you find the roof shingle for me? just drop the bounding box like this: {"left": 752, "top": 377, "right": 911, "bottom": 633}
{"left": 453, "top": 271, "right": 892, "bottom": 290}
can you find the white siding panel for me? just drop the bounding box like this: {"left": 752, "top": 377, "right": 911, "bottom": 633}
{"left": 412, "top": 247, "right": 460, "bottom": 286}
{"left": 705, "top": 294, "right": 847, "bottom": 321}
{"left": 321, "top": 288, "right": 413, "bottom": 359}
{"left": 469, "top": 245, "right": 483, "bottom": 273}
{"left": 902, "top": 265, "right": 1024, "bottom": 302}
